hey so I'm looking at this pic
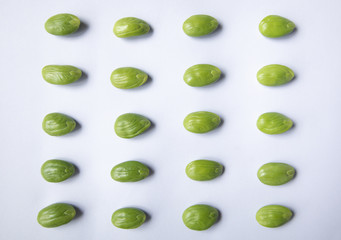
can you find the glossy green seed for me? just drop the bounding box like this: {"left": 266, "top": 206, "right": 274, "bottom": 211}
{"left": 184, "top": 111, "right": 221, "bottom": 133}
{"left": 41, "top": 160, "right": 75, "bottom": 183}
{"left": 183, "top": 15, "right": 218, "bottom": 37}
{"left": 257, "top": 112, "right": 293, "bottom": 135}
{"left": 186, "top": 160, "right": 223, "bottom": 181}
{"left": 114, "top": 113, "right": 151, "bottom": 138}
{"left": 42, "top": 113, "right": 76, "bottom": 136}
{"left": 111, "top": 161, "right": 149, "bottom": 182}
{"left": 184, "top": 64, "right": 221, "bottom": 87}
{"left": 256, "top": 205, "right": 293, "bottom": 228}
{"left": 45, "top": 13, "right": 80, "bottom": 36}
{"left": 37, "top": 203, "right": 76, "bottom": 228}
{"left": 111, "top": 67, "right": 148, "bottom": 89}
{"left": 258, "top": 163, "right": 295, "bottom": 186}
{"left": 112, "top": 208, "right": 146, "bottom": 229}
{"left": 182, "top": 204, "right": 219, "bottom": 231}
{"left": 113, "top": 17, "right": 150, "bottom": 38}
{"left": 259, "top": 15, "right": 295, "bottom": 38}
{"left": 257, "top": 64, "right": 294, "bottom": 86}
{"left": 42, "top": 65, "right": 82, "bottom": 85}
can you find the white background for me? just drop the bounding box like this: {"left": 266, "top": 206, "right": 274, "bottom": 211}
{"left": 1, "top": 0, "right": 341, "bottom": 239}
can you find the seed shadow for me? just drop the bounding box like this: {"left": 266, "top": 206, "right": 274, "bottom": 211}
{"left": 144, "top": 211, "right": 151, "bottom": 224}
{"left": 73, "top": 206, "right": 83, "bottom": 220}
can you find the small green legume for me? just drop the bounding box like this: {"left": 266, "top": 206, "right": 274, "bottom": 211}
{"left": 42, "top": 65, "right": 82, "bottom": 85}
{"left": 256, "top": 205, "right": 293, "bottom": 228}
{"left": 259, "top": 15, "right": 295, "bottom": 38}
{"left": 257, "top": 64, "right": 294, "bottom": 86}
{"left": 37, "top": 203, "right": 76, "bottom": 228}
{"left": 183, "top": 15, "right": 218, "bottom": 37}
{"left": 111, "top": 207, "right": 146, "bottom": 229}
{"left": 41, "top": 159, "right": 75, "bottom": 183}
{"left": 184, "top": 64, "right": 221, "bottom": 87}
{"left": 45, "top": 13, "right": 80, "bottom": 36}
{"left": 111, "top": 161, "right": 149, "bottom": 182}
{"left": 182, "top": 204, "right": 219, "bottom": 231}
{"left": 257, "top": 162, "right": 295, "bottom": 186}
{"left": 42, "top": 113, "right": 76, "bottom": 136}
{"left": 257, "top": 112, "right": 293, "bottom": 135}
{"left": 114, "top": 113, "right": 151, "bottom": 138}
{"left": 111, "top": 67, "right": 148, "bottom": 89}
{"left": 186, "top": 160, "right": 223, "bottom": 181}
{"left": 113, "top": 17, "right": 150, "bottom": 38}
{"left": 184, "top": 111, "right": 221, "bottom": 133}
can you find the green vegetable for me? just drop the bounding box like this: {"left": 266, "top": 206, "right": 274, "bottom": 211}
{"left": 257, "top": 112, "right": 293, "bottom": 135}
{"left": 41, "top": 160, "right": 75, "bottom": 183}
{"left": 183, "top": 64, "right": 221, "bottom": 87}
{"left": 186, "top": 160, "right": 223, "bottom": 181}
{"left": 42, "top": 113, "right": 76, "bottom": 136}
{"left": 37, "top": 203, "right": 76, "bottom": 228}
{"left": 111, "top": 67, "right": 148, "bottom": 89}
{"left": 259, "top": 15, "right": 295, "bottom": 38}
{"left": 113, "top": 17, "right": 150, "bottom": 38}
{"left": 42, "top": 65, "right": 82, "bottom": 85}
{"left": 45, "top": 13, "right": 80, "bottom": 36}
{"left": 115, "top": 113, "right": 151, "bottom": 138}
{"left": 256, "top": 205, "right": 293, "bottom": 228}
{"left": 258, "top": 163, "right": 295, "bottom": 186}
{"left": 111, "top": 161, "right": 149, "bottom": 182}
{"left": 257, "top": 64, "right": 294, "bottom": 86}
{"left": 183, "top": 15, "right": 218, "bottom": 37}
{"left": 184, "top": 111, "right": 221, "bottom": 133}
{"left": 111, "top": 208, "right": 146, "bottom": 229}
{"left": 182, "top": 204, "right": 219, "bottom": 231}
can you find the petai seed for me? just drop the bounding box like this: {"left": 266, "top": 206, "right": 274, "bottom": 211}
{"left": 111, "top": 67, "right": 148, "bottom": 89}
{"left": 259, "top": 15, "right": 295, "bottom": 38}
{"left": 37, "top": 203, "right": 76, "bottom": 228}
{"left": 257, "top": 64, "right": 294, "bottom": 86}
{"left": 111, "top": 161, "right": 149, "bottom": 182}
{"left": 186, "top": 160, "right": 223, "bottom": 181}
{"left": 182, "top": 204, "right": 219, "bottom": 231}
{"left": 41, "top": 159, "right": 75, "bottom": 183}
{"left": 257, "top": 112, "right": 293, "bottom": 135}
{"left": 111, "top": 207, "right": 146, "bottom": 229}
{"left": 45, "top": 13, "right": 80, "bottom": 36}
{"left": 184, "top": 111, "right": 221, "bottom": 133}
{"left": 256, "top": 205, "right": 293, "bottom": 228}
{"left": 183, "top": 64, "right": 221, "bottom": 87}
{"left": 113, "top": 17, "right": 150, "bottom": 38}
{"left": 42, "top": 113, "right": 76, "bottom": 136}
{"left": 42, "top": 65, "right": 82, "bottom": 85}
{"left": 114, "top": 113, "right": 151, "bottom": 138}
{"left": 257, "top": 162, "right": 295, "bottom": 186}
{"left": 183, "top": 15, "right": 218, "bottom": 37}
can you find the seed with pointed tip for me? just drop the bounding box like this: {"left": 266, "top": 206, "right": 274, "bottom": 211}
{"left": 37, "top": 203, "right": 76, "bottom": 228}
{"left": 183, "top": 15, "right": 218, "bottom": 37}
{"left": 259, "top": 15, "right": 295, "bottom": 38}
{"left": 184, "top": 64, "right": 221, "bottom": 87}
{"left": 111, "top": 161, "right": 149, "bottom": 182}
{"left": 45, "top": 13, "right": 80, "bottom": 36}
{"left": 256, "top": 205, "right": 293, "bottom": 228}
{"left": 111, "top": 208, "right": 146, "bottom": 229}
{"left": 113, "top": 17, "right": 150, "bottom": 38}
{"left": 186, "top": 160, "right": 223, "bottom": 181}
{"left": 42, "top": 113, "right": 76, "bottom": 136}
{"left": 182, "top": 204, "right": 219, "bottom": 231}
{"left": 184, "top": 111, "right": 221, "bottom": 133}
{"left": 110, "top": 67, "right": 148, "bottom": 89}
{"left": 257, "top": 64, "right": 294, "bottom": 86}
{"left": 114, "top": 113, "right": 151, "bottom": 138}
{"left": 257, "top": 112, "right": 293, "bottom": 135}
{"left": 42, "top": 65, "right": 82, "bottom": 85}
{"left": 257, "top": 162, "right": 295, "bottom": 186}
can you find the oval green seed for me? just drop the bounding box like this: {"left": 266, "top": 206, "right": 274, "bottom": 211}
{"left": 113, "top": 17, "right": 150, "bottom": 38}
{"left": 42, "top": 113, "right": 76, "bottom": 136}
{"left": 42, "top": 65, "right": 82, "bottom": 85}
{"left": 256, "top": 205, "right": 293, "bottom": 228}
{"left": 111, "top": 207, "right": 146, "bottom": 229}
{"left": 258, "top": 163, "right": 295, "bottom": 186}
{"left": 41, "top": 160, "right": 75, "bottom": 183}
{"left": 45, "top": 13, "right": 80, "bottom": 36}
{"left": 184, "top": 111, "right": 221, "bottom": 133}
{"left": 257, "top": 112, "right": 293, "bottom": 135}
{"left": 186, "top": 160, "right": 223, "bottom": 181}
{"left": 182, "top": 204, "right": 219, "bottom": 231}
{"left": 111, "top": 161, "right": 149, "bottom": 182}
{"left": 257, "top": 64, "right": 294, "bottom": 86}
{"left": 111, "top": 67, "right": 148, "bottom": 89}
{"left": 259, "top": 15, "right": 295, "bottom": 38}
{"left": 37, "top": 203, "right": 76, "bottom": 228}
{"left": 114, "top": 113, "right": 151, "bottom": 138}
{"left": 184, "top": 64, "right": 221, "bottom": 87}
{"left": 183, "top": 15, "right": 218, "bottom": 37}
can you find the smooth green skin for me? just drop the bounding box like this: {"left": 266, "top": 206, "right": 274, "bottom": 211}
{"left": 113, "top": 17, "right": 150, "bottom": 38}
{"left": 42, "top": 113, "right": 76, "bottom": 136}
{"left": 257, "top": 64, "right": 294, "bottom": 86}
{"left": 115, "top": 113, "right": 151, "bottom": 138}
{"left": 256, "top": 205, "right": 293, "bottom": 228}
{"left": 111, "top": 67, "right": 148, "bottom": 89}
{"left": 184, "top": 64, "right": 221, "bottom": 87}
{"left": 37, "top": 203, "right": 76, "bottom": 228}
{"left": 42, "top": 65, "right": 82, "bottom": 85}
{"left": 183, "top": 15, "right": 218, "bottom": 37}
{"left": 257, "top": 112, "right": 293, "bottom": 135}
{"left": 41, "top": 160, "right": 75, "bottom": 183}
{"left": 111, "top": 208, "right": 146, "bottom": 229}
{"left": 184, "top": 111, "right": 221, "bottom": 133}
{"left": 186, "top": 160, "right": 223, "bottom": 181}
{"left": 45, "top": 13, "right": 80, "bottom": 36}
{"left": 182, "top": 204, "right": 219, "bottom": 231}
{"left": 258, "top": 162, "right": 295, "bottom": 186}
{"left": 259, "top": 15, "right": 295, "bottom": 38}
{"left": 111, "top": 161, "right": 149, "bottom": 182}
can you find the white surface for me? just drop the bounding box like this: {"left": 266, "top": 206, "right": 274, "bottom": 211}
{"left": 1, "top": 0, "right": 341, "bottom": 239}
